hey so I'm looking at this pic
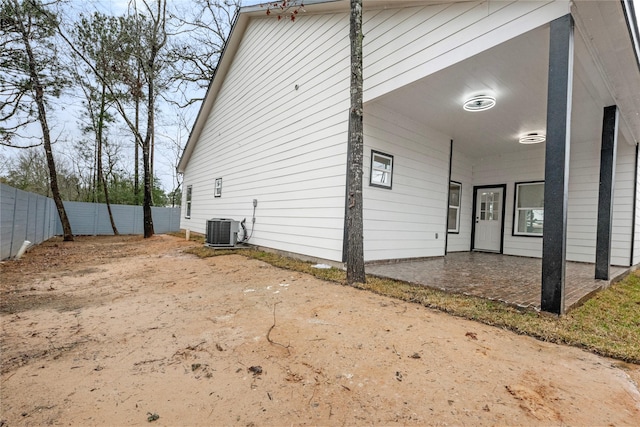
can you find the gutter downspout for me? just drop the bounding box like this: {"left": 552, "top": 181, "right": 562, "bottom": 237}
{"left": 631, "top": 143, "right": 639, "bottom": 266}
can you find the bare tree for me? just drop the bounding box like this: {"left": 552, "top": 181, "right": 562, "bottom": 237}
{"left": 72, "top": 12, "right": 130, "bottom": 234}
{"left": 3, "top": 148, "right": 53, "bottom": 195}
{"left": 155, "top": 110, "right": 188, "bottom": 207}
{"left": 135, "top": 0, "right": 168, "bottom": 238}
{"left": 62, "top": 1, "right": 170, "bottom": 238}
{"left": 1, "top": 0, "right": 73, "bottom": 240}
{"left": 2, "top": 148, "right": 82, "bottom": 200}
{"left": 263, "top": 0, "right": 304, "bottom": 21}
{"left": 166, "top": 0, "right": 240, "bottom": 107}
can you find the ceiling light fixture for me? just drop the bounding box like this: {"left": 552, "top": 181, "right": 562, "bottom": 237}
{"left": 519, "top": 132, "right": 546, "bottom": 144}
{"left": 462, "top": 95, "right": 496, "bottom": 112}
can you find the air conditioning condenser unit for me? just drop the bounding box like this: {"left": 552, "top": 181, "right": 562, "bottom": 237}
{"left": 205, "top": 218, "right": 239, "bottom": 247}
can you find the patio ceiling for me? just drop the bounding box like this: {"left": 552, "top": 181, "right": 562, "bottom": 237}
{"left": 371, "top": 22, "right": 621, "bottom": 160}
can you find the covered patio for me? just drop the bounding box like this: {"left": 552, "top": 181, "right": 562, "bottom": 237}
{"left": 365, "top": 1, "right": 640, "bottom": 314}
{"left": 366, "top": 253, "right": 630, "bottom": 311}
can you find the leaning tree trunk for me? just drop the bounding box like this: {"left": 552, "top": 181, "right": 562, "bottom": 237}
{"left": 97, "top": 83, "right": 119, "bottom": 235}
{"left": 18, "top": 12, "right": 73, "bottom": 241}
{"left": 346, "top": 0, "right": 365, "bottom": 284}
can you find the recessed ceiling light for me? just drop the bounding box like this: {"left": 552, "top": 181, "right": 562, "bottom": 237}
{"left": 519, "top": 132, "right": 546, "bottom": 144}
{"left": 463, "top": 95, "right": 496, "bottom": 112}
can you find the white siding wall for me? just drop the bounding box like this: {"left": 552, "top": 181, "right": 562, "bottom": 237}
{"left": 448, "top": 148, "right": 473, "bottom": 252}
{"left": 180, "top": 0, "right": 638, "bottom": 266}
{"left": 181, "top": 13, "right": 351, "bottom": 262}
{"left": 362, "top": 0, "right": 570, "bottom": 102}
{"left": 472, "top": 146, "right": 546, "bottom": 258}
{"left": 612, "top": 137, "right": 637, "bottom": 266}
{"left": 363, "top": 103, "right": 450, "bottom": 261}
{"left": 566, "top": 134, "right": 600, "bottom": 263}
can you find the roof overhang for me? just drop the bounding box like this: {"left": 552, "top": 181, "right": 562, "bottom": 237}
{"left": 572, "top": 0, "right": 640, "bottom": 145}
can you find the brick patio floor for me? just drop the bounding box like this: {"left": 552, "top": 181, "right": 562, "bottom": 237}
{"left": 365, "top": 252, "right": 629, "bottom": 311}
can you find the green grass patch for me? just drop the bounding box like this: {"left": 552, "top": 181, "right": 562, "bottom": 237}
{"left": 184, "top": 244, "right": 640, "bottom": 363}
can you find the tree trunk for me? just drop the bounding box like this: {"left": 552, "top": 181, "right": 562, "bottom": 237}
{"left": 150, "top": 128, "right": 155, "bottom": 205}
{"left": 134, "top": 66, "right": 141, "bottom": 205}
{"left": 142, "top": 133, "right": 154, "bottom": 238}
{"left": 346, "top": 0, "right": 365, "bottom": 284}
{"left": 17, "top": 5, "right": 73, "bottom": 241}
{"left": 92, "top": 133, "right": 98, "bottom": 202}
{"left": 97, "top": 83, "right": 119, "bottom": 235}
{"left": 142, "top": 57, "right": 156, "bottom": 239}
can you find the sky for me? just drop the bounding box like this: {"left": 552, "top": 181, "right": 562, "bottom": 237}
{"left": 1, "top": 0, "right": 206, "bottom": 197}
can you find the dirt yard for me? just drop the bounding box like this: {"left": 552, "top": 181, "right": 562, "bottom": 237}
{"left": 1, "top": 235, "right": 639, "bottom": 426}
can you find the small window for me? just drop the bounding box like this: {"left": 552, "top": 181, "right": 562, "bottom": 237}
{"left": 185, "top": 185, "right": 192, "bottom": 218}
{"left": 370, "top": 151, "right": 393, "bottom": 189}
{"left": 448, "top": 181, "right": 461, "bottom": 233}
{"left": 214, "top": 178, "right": 222, "bottom": 197}
{"left": 514, "top": 182, "right": 544, "bottom": 236}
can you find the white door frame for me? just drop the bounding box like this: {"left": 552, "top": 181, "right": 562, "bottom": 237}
{"left": 471, "top": 184, "right": 506, "bottom": 253}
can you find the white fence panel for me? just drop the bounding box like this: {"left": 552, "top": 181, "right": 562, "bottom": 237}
{"left": 1, "top": 184, "right": 57, "bottom": 260}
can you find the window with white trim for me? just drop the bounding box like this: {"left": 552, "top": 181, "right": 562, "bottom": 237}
{"left": 370, "top": 151, "right": 393, "bottom": 189}
{"left": 514, "top": 182, "right": 544, "bottom": 236}
{"left": 448, "top": 181, "right": 461, "bottom": 233}
{"left": 185, "top": 185, "right": 192, "bottom": 218}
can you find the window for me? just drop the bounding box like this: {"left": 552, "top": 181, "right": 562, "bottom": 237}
{"left": 370, "top": 151, "right": 393, "bottom": 188}
{"left": 214, "top": 178, "right": 222, "bottom": 197}
{"left": 514, "top": 182, "right": 544, "bottom": 236}
{"left": 185, "top": 185, "right": 192, "bottom": 218}
{"left": 448, "top": 181, "right": 461, "bottom": 233}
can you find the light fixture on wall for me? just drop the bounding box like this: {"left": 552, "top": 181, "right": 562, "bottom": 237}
{"left": 519, "top": 132, "right": 546, "bottom": 144}
{"left": 462, "top": 95, "right": 496, "bottom": 112}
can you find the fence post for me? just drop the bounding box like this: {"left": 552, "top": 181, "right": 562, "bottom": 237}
{"left": 25, "top": 193, "right": 31, "bottom": 242}
{"left": 35, "top": 195, "right": 40, "bottom": 243}
{"left": 9, "top": 187, "right": 18, "bottom": 257}
{"left": 44, "top": 197, "right": 50, "bottom": 240}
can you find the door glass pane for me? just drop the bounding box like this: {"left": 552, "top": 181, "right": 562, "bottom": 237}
{"left": 487, "top": 193, "right": 494, "bottom": 221}
{"left": 491, "top": 192, "right": 499, "bottom": 221}
{"left": 479, "top": 191, "right": 500, "bottom": 221}
{"left": 480, "top": 192, "right": 488, "bottom": 220}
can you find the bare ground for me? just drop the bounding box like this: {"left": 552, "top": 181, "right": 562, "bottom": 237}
{"left": 1, "top": 234, "right": 639, "bottom": 426}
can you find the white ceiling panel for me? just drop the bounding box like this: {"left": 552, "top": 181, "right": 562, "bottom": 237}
{"left": 370, "top": 22, "right": 613, "bottom": 159}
